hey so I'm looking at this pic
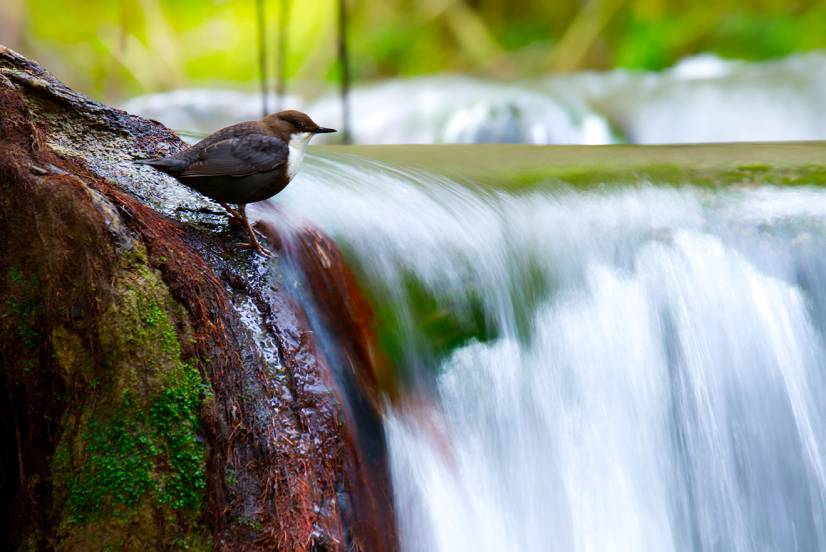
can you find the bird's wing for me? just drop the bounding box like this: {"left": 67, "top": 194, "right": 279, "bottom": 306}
{"left": 179, "top": 134, "right": 288, "bottom": 178}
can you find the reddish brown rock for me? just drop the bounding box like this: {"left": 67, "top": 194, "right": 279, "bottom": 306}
{"left": 0, "top": 45, "right": 397, "bottom": 551}
{"left": 257, "top": 220, "right": 399, "bottom": 551}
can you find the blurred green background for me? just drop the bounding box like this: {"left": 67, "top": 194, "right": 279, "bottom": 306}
{"left": 2, "top": 0, "right": 826, "bottom": 102}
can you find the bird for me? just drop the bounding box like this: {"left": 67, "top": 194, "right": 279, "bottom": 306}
{"left": 136, "top": 110, "right": 335, "bottom": 256}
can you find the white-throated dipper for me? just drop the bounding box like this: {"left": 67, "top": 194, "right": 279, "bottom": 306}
{"left": 136, "top": 110, "right": 335, "bottom": 256}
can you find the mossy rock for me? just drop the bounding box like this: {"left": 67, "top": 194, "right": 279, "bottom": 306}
{"left": 48, "top": 246, "right": 211, "bottom": 551}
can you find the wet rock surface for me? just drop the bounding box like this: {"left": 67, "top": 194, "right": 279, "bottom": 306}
{"left": 0, "top": 46, "right": 396, "bottom": 551}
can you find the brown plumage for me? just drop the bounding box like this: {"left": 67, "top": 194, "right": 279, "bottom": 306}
{"left": 136, "top": 110, "right": 335, "bottom": 256}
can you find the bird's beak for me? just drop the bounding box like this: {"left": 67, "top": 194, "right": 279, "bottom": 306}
{"left": 314, "top": 127, "right": 337, "bottom": 134}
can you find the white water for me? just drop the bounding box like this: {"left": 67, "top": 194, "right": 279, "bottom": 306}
{"left": 266, "top": 156, "right": 826, "bottom": 551}
{"left": 546, "top": 53, "right": 826, "bottom": 144}
{"left": 123, "top": 51, "right": 826, "bottom": 549}
{"left": 124, "top": 52, "right": 826, "bottom": 145}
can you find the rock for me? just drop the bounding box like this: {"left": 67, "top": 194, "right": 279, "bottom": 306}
{"left": 0, "top": 46, "right": 396, "bottom": 551}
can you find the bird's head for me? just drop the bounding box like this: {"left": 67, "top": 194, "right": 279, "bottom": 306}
{"left": 262, "top": 110, "right": 336, "bottom": 143}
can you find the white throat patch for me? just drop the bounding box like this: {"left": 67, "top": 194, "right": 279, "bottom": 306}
{"left": 287, "top": 132, "right": 313, "bottom": 180}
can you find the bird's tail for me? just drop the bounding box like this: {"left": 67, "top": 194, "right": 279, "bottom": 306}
{"left": 133, "top": 157, "right": 187, "bottom": 175}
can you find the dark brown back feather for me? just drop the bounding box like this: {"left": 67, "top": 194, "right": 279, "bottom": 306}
{"left": 179, "top": 134, "right": 288, "bottom": 179}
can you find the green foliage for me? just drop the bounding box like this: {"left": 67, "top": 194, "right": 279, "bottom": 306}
{"left": 614, "top": 16, "right": 688, "bottom": 70}
{"left": 499, "top": 18, "right": 555, "bottom": 52}
{"left": 615, "top": 5, "right": 826, "bottom": 70}
{"left": 15, "top": 0, "right": 826, "bottom": 101}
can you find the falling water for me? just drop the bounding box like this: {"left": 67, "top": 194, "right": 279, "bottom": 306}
{"left": 264, "top": 153, "right": 826, "bottom": 551}
{"left": 121, "top": 52, "right": 826, "bottom": 549}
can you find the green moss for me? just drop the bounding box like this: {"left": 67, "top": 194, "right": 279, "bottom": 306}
{"left": 356, "top": 266, "right": 497, "bottom": 384}
{"left": 8, "top": 265, "right": 24, "bottom": 285}
{"left": 148, "top": 363, "right": 208, "bottom": 511}
{"left": 140, "top": 298, "right": 179, "bottom": 354}
{"left": 224, "top": 467, "right": 238, "bottom": 488}
{"left": 51, "top": 326, "right": 89, "bottom": 384}
{"left": 736, "top": 163, "right": 772, "bottom": 173}
{"left": 316, "top": 142, "right": 826, "bottom": 191}
{"left": 67, "top": 401, "right": 155, "bottom": 523}
{"left": 502, "top": 162, "right": 826, "bottom": 191}
{"left": 345, "top": 255, "right": 555, "bottom": 391}
{"left": 233, "top": 516, "right": 263, "bottom": 532}
{"left": 142, "top": 300, "right": 164, "bottom": 327}
{"left": 66, "top": 363, "right": 208, "bottom": 523}
{"left": 49, "top": 245, "right": 211, "bottom": 549}
{"left": 2, "top": 265, "right": 42, "bottom": 350}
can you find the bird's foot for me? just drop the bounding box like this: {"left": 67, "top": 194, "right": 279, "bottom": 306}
{"left": 239, "top": 226, "right": 272, "bottom": 257}
{"left": 227, "top": 203, "right": 271, "bottom": 257}
{"left": 226, "top": 214, "right": 245, "bottom": 227}
{"left": 221, "top": 203, "right": 246, "bottom": 226}
{"left": 235, "top": 222, "right": 268, "bottom": 239}
{"left": 239, "top": 239, "right": 272, "bottom": 258}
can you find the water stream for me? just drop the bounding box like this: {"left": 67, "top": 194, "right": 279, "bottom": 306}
{"left": 268, "top": 156, "right": 826, "bottom": 551}
{"left": 124, "top": 52, "right": 826, "bottom": 550}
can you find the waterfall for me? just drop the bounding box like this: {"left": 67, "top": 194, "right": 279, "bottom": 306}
{"left": 119, "top": 51, "right": 826, "bottom": 549}
{"left": 265, "top": 154, "right": 826, "bottom": 551}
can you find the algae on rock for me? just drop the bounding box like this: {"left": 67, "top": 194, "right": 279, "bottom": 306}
{"left": 51, "top": 247, "right": 210, "bottom": 549}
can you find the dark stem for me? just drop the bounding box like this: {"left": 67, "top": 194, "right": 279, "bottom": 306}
{"left": 107, "top": 0, "right": 130, "bottom": 100}
{"left": 255, "top": 0, "right": 269, "bottom": 117}
{"left": 14, "top": 416, "right": 27, "bottom": 503}
{"left": 337, "top": 0, "right": 351, "bottom": 144}
{"left": 118, "top": 0, "right": 129, "bottom": 54}
{"left": 274, "top": 0, "right": 290, "bottom": 110}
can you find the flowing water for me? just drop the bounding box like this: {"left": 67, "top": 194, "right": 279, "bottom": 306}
{"left": 265, "top": 154, "right": 826, "bottom": 551}
{"left": 124, "top": 52, "right": 826, "bottom": 550}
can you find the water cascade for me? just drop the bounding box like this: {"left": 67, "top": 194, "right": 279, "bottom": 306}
{"left": 265, "top": 152, "right": 826, "bottom": 551}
